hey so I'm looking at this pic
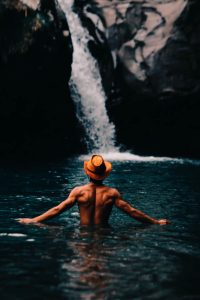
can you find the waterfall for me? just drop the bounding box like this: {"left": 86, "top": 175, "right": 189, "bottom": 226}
{"left": 58, "top": 0, "right": 117, "bottom": 154}
{"left": 58, "top": 0, "right": 181, "bottom": 162}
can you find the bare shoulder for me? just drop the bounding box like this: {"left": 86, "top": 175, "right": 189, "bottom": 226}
{"left": 70, "top": 184, "right": 91, "bottom": 194}
{"left": 104, "top": 186, "right": 121, "bottom": 198}
{"left": 69, "top": 186, "right": 84, "bottom": 196}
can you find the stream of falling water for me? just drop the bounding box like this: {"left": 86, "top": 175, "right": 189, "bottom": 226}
{"left": 58, "top": 0, "right": 117, "bottom": 154}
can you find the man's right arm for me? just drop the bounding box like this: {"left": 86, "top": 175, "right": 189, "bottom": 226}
{"left": 18, "top": 187, "right": 79, "bottom": 224}
{"left": 113, "top": 189, "right": 169, "bottom": 225}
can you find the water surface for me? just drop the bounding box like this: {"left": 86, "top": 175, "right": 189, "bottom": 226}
{"left": 0, "top": 158, "right": 200, "bottom": 299}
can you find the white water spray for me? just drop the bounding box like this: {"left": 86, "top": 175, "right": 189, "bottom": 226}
{"left": 58, "top": 0, "right": 116, "bottom": 153}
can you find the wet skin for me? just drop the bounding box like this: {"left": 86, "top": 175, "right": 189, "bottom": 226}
{"left": 19, "top": 181, "right": 169, "bottom": 226}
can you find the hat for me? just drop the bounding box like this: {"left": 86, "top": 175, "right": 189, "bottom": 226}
{"left": 84, "top": 155, "right": 112, "bottom": 181}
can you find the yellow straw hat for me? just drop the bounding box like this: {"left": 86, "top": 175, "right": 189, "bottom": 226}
{"left": 84, "top": 154, "right": 112, "bottom": 181}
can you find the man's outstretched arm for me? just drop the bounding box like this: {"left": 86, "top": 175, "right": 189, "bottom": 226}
{"left": 18, "top": 188, "right": 78, "bottom": 224}
{"left": 114, "top": 190, "right": 170, "bottom": 225}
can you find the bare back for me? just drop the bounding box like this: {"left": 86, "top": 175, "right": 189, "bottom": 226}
{"left": 75, "top": 183, "right": 116, "bottom": 225}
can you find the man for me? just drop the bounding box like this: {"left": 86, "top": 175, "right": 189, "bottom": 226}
{"left": 19, "top": 155, "right": 169, "bottom": 225}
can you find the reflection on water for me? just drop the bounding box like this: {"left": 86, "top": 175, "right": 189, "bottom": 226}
{"left": 61, "top": 228, "right": 114, "bottom": 299}
{"left": 0, "top": 159, "right": 200, "bottom": 299}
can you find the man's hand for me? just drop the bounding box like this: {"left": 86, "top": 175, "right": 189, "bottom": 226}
{"left": 17, "top": 218, "right": 37, "bottom": 224}
{"left": 157, "top": 219, "right": 170, "bottom": 225}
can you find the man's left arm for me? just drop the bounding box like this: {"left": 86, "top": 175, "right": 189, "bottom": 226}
{"left": 114, "top": 189, "right": 170, "bottom": 225}
{"left": 18, "top": 188, "right": 78, "bottom": 224}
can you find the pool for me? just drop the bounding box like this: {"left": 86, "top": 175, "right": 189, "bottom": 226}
{"left": 0, "top": 158, "right": 200, "bottom": 299}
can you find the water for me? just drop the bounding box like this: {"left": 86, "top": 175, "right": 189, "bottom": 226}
{"left": 1, "top": 158, "right": 200, "bottom": 300}
{"left": 58, "top": 0, "right": 116, "bottom": 153}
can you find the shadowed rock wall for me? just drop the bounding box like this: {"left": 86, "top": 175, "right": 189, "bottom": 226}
{"left": 0, "top": 0, "right": 84, "bottom": 161}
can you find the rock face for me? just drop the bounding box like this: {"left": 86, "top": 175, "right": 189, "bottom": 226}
{"left": 79, "top": 0, "right": 200, "bottom": 158}
{"left": 0, "top": 0, "right": 83, "bottom": 160}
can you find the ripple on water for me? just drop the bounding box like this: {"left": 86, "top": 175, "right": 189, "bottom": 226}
{"left": 0, "top": 233, "right": 27, "bottom": 237}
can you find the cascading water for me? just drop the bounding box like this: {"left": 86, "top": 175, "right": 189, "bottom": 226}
{"left": 58, "top": 0, "right": 181, "bottom": 162}
{"left": 58, "top": 0, "right": 117, "bottom": 154}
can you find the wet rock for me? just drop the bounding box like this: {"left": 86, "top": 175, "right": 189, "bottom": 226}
{"left": 0, "top": 0, "right": 84, "bottom": 160}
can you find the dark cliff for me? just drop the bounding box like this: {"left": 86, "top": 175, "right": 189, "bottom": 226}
{"left": 0, "top": 0, "right": 83, "bottom": 161}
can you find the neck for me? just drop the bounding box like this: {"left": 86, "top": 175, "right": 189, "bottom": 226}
{"left": 89, "top": 178, "right": 103, "bottom": 185}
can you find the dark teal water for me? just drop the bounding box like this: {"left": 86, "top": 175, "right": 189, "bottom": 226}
{"left": 0, "top": 158, "right": 200, "bottom": 300}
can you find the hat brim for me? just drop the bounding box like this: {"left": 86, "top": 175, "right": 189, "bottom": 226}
{"left": 84, "top": 160, "right": 112, "bottom": 181}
